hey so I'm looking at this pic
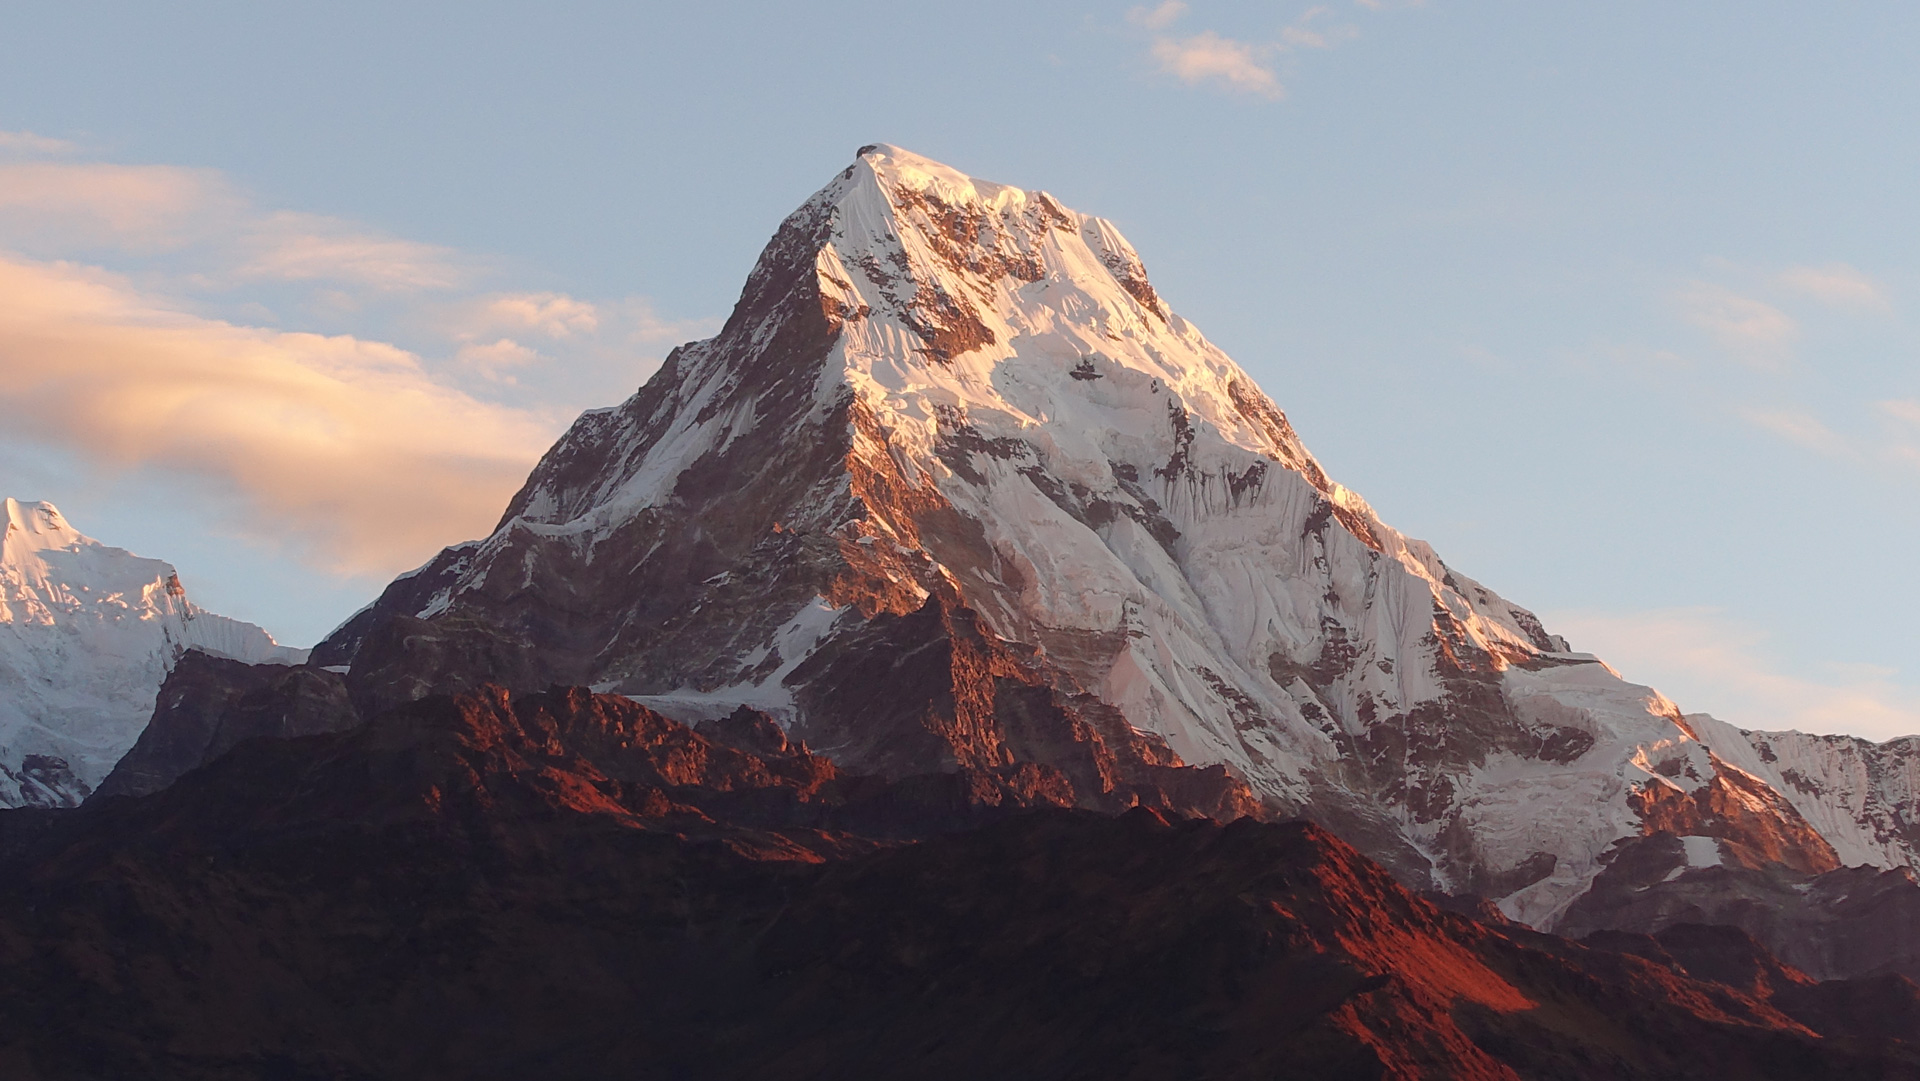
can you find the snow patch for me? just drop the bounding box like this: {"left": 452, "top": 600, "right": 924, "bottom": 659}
{"left": 630, "top": 597, "right": 846, "bottom": 727}
{"left": 1681, "top": 835, "right": 1725, "bottom": 868}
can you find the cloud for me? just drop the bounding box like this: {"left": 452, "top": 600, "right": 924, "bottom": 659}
{"left": 1673, "top": 281, "right": 1797, "bottom": 362}
{"left": 0, "top": 130, "right": 78, "bottom": 156}
{"left": 1738, "top": 407, "right": 1852, "bottom": 457}
{"left": 0, "top": 162, "right": 235, "bottom": 250}
{"left": 1131, "top": 5, "right": 1365, "bottom": 100}
{"left": 0, "top": 147, "right": 714, "bottom": 576}
{"left": 1280, "top": 7, "right": 1359, "bottom": 49}
{"left": 1127, "top": 1, "right": 1187, "bottom": 31}
{"left": 1775, "top": 263, "right": 1889, "bottom": 311}
{"left": 1736, "top": 400, "right": 1920, "bottom": 479}
{"left": 1880, "top": 399, "right": 1920, "bottom": 427}
{"left": 0, "top": 253, "right": 560, "bottom": 575}
{"left": 0, "top": 162, "right": 472, "bottom": 293}
{"left": 455, "top": 337, "right": 542, "bottom": 383}
{"left": 427, "top": 291, "right": 710, "bottom": 405}
{"left": 237, "top": 211, "right": 472, "bottom": 291}
{"left": 606, "top": 296, "right": 713, "bottom": 347}
{"left": 1150, "top": 32, "right": 1284, "bottom": 98}
{"left": 1875, "top": 400, "right": 1920, "bottom": 476}
{"left": 473, "top": 292, "right": 601, "bottom": 339}
{"left": 1548, "top": 607, "right": 1920, "bottom": 741}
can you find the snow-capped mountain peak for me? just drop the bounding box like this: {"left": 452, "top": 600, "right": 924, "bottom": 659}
{"left": 321, "top": 146, "right": 1916, "bottom": 930}
{"left": 0, "top": 497, "right": 307, "bottom": 806}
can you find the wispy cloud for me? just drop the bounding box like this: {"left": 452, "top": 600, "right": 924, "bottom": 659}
{"left": 1129, "top": 0, "right": 1187, "bottom": 32}
{"left": 0, "top": 162, "right": 236, "bottom": 250}
{"left": 1149, "top": 32, "right": 1284, "bottom": 98}
{"left": 1774, "top": 262, "right": 1890, "bottom": 311}
{"left": 454, "top": 337, "right": 543, "bottom": 384}
{"left": 238, "top": 211, "right": 473, "bottom": 291}
{"left": 1672, "top": 280, "right": 1797, "bottom": 364}
{"left": 1731, "top": 399, "right": 1920, "bottom": 482}
{"left": 0, "top": 161, "right": 475, "bottom": 293}
{"left": 468, "top": 292, "right": 602, "bottom": 339}
{"left": 1127, "top": 4, "right": 1361, "bottom": 100}
{"left": 1548, "top": 607, "right": 1920, "bottom": 741}
{"left": 1737, "top": 407, "right": 1852, "bottom": 457}
{"left": 0, "top": 130, "right": 78, "bottom": 156}
{"left": 1879, "top": 399, "right": 1920, "bottom": 427}
{"left": 0, "top": 254, "right": 560, "bottom": 574}
{"left": 432, "top": 291, "right": 713, "bottom": 399}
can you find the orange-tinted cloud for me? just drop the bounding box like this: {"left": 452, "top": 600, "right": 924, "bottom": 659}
{"left": 0, "top": 162, "right": 235, "bottom": 250}
{"left": 477, "top": 292, "right": 601, "bottom": 338}
{"left": 0, "top": 254, "right": 560, "bottom": 575}
{"left": 238, "top": 210, "right": 473, "bottom": 291}
{"left": 1150, "top": 32, "right": 1283, "bottom": 98}
{"left": 0, "top": 162, "right": 473, "bottom": 293}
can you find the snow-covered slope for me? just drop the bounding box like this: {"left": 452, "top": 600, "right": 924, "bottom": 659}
{"left": 319, "top": 146, "right": 1910, "bottom": 928}
{"left": 1689, "top": 712, "right": 1920, "bottom": 873}
{"left": 0, "top": 498, "right": 306, "bottom": 806}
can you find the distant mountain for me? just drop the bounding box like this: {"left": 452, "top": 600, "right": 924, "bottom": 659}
{"left": 0, "top": 498, "right": 305, "bottom": 806}
{"left": 316, "top": 145, "right": 1917, "bottom": 936}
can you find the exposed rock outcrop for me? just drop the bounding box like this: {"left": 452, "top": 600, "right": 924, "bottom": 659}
{"left": 93, "top": 650, "right": 356, "bottom": 801}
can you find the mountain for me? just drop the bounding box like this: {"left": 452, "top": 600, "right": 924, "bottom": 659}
{"left": 310, "top": 145, "right": 1919, "bottom": 938}
{"left": 0, "top": 498, "right": 306, "bottom": 807}
{"left": 1689, "top": 713, "right": 1920, "bottom": 872}
{"left": 6, "top": 683, "right": 1914, "bottom": 1079}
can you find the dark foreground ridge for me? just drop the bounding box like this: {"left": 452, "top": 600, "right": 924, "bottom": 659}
{"left": 1, "top": 686, "right": 1915, "bottom": 1080}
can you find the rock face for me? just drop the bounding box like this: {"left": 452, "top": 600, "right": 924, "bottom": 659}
{"left": 0, "top": 498, "right": 306, "bottom": 807}
{"left": 316, "top": 145, "right": 1916, "bottom": 933}
{"left": 1583, "top": 923, "right": 1920, "bottom": 1044}
{"left": 2, "top": 684, "right": 1915, "bottom": 1080}
{"left": 1560, "top": 839, "right": 1920, "bottom": 982}
{"left": 92, "top": 650, "right": 356, "bottom": 801}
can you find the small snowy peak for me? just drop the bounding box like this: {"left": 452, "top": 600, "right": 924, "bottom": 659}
{"left": 5, "top": 497, "right": 81, "bottom": 546}
{"left": 0, "top": 498, "right": 306, "bottom": 807}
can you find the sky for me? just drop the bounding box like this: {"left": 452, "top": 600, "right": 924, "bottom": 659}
{"left": 4, "top": 2, "right": 1920, "bottom": 740}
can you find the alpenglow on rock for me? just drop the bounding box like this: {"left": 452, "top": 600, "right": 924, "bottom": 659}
{"left": 0, "top": 498, "right": 306, "bottom": 806}
{"left": 320, "top": 146, "right": 1917, "bottom": 929}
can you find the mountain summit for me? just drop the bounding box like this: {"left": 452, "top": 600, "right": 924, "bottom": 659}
{"left": 319, "top": 146, "right": 1917, "bottom": 930}
{"left": 0, "top": 497, "right": 305, "bottom": 805}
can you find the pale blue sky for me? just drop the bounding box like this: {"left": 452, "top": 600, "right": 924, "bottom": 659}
{"left": 4, "top": 2, "right": 1919, "bottom": 738}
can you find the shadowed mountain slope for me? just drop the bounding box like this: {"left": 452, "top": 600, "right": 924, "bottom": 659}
{"left": 3, "top": 686, "right": 1916, "bottom": 1080}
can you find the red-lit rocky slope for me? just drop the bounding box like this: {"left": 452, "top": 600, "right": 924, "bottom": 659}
{"left": 6, "top": 685, "right": 1916, "bottom": 1080}
{"left": 312, "top": 145, "right": 1917, "bottom": 937}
